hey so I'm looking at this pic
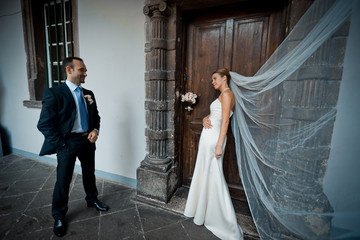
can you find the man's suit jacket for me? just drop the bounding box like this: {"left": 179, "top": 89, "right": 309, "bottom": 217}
{"left": 37, "top": 83, "right": 100, "bottom": 156}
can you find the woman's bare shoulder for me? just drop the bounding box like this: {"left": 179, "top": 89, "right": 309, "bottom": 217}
{"left": 221, "top": 90, "right": 234, "bottom": 101}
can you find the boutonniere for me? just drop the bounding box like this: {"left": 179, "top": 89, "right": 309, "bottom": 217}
{"left": 84, "top": 95, "right": 94, "bottom": 105}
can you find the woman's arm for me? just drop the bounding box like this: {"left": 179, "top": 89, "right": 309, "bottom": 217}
{"left": 215, "top": 91, "right": 234, "bottom": 158}
{"left": 202, "top": 114, "right": 212, "bottom": 129}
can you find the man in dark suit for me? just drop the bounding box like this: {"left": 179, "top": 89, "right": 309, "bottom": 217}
{"left": 37, "top": 57, "right": 109, "bottom": 237}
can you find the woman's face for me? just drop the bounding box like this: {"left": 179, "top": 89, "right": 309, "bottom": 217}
{"left": 211, "top": 73, "right": 226, "bottom": 90}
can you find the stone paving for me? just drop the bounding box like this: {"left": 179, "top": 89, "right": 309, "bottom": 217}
{"left": 0, "top": 154, "right": 259, "bottom": 239}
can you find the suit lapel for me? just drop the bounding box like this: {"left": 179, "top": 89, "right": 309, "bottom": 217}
{"left": 59, "top": 83, "right": 77, "bottom": 123}
{"left": 60, "top": 83, "right": 76, "bottom": 107}
{"left": 82, "top": 88, "right": 93, "bottom": 113}
{"left": 82, "top": 88, "right": 94, "bottom": 129}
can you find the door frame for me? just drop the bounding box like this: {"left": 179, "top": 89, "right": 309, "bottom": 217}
{"left": 138, "top": 0, "right": 312, "bottom": 203}
{"left": 177, "top": 0, "right": 289, "bottom": 200}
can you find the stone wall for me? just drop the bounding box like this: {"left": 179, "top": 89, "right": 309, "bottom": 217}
{"left": 270, "top": 4, "right": 350, "bottom": 237}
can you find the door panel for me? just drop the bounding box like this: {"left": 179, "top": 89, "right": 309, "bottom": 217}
{"left": 232, "top": 18, "right": 269, "bottom": 76}
{"left": 182, "top": 4, "right": 285, "bottom": 200}
{"left": 182, "top": 21, "right": 227, "bottom": 186}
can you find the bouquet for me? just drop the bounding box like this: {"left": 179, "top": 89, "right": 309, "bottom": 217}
{"left": 181, "top": 92, "right": 198, "bottom": 111}
{"left": 181, "top": 92, "right": 197, "bottom": 104}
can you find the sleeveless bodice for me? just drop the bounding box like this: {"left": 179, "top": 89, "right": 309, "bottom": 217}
{"left": 209, "top": 99, "right": 233, "bottom": 128}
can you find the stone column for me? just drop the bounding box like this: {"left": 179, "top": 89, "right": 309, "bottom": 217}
{"left": 137, "top": 0, "right": 178, "bottom": 203}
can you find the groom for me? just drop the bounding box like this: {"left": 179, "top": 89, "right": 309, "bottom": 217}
{"left": 37, "top": 57, "right": 109, "bottom": 237}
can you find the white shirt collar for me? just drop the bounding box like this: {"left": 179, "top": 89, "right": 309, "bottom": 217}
{"left": 65, "top": 80, "right": 81, "bottom": 92}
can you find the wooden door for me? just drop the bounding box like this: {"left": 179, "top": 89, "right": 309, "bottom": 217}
{"left": 181, "top": 3, "right": 286, "bottom": 200}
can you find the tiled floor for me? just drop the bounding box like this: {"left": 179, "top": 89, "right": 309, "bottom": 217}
{"left": 0, "top": 154, "right": 259, "bottom": 239}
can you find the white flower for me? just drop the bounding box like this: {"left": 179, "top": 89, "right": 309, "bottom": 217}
{"left": 181, "top": 92, "right": 197, "bottom": 104}
{"left": 84, "top": 95, "right": 94, "bottom": 105}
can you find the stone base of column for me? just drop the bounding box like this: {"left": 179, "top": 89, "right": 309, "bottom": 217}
{"left": 136, "top": 160, "right": 179, "bottom": 203}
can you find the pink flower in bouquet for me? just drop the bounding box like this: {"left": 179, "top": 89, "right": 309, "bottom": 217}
{"left": 181, "top": 92, "right": 197, "bottom": 104}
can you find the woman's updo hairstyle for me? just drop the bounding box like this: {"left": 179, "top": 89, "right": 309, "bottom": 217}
{"left": 212, "top": 68, "right": 231, "bottom": 82}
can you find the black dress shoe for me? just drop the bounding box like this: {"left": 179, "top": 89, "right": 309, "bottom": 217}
{"left": 53, "top": 219, "right": 66, "bottom": 237}
{"left": 87, "top": 200, "right": 109, "bottom": 211}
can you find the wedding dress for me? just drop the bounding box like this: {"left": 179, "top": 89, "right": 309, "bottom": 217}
{"left": 184, "top": 97, "right": 243, "bottom": 240}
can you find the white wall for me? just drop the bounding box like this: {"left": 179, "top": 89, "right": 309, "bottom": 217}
{"left": 0, "top": 0, "right": 146, "bottom": 186}
{"left": 77, "top": 0, "right": 145, "bottom": 181}
{"left": 0, "top": 0, "right": 43, "bottom": 153}
{"left": 324, "top": 1, "right": 360, "bottom": 235}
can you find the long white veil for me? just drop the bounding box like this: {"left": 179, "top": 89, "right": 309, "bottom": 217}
{"left": 229, "top": 0, "right": 358, "bottom": 239}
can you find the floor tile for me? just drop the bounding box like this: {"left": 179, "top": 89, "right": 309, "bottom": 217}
{"left": 66, "top": 199, "right": 100, "bottom": 223}
{"left": 13, "top": 227, "right": 54, "bottom": 240}
{"left": 137, "top": 204, "right": 186, "bottom": 232}
{"left": 144, "top": 222, "right": 190, "bottom": 240}
{"left": 62, "top": 217, "right": 99, "bottom": 240}
{"left": 0, "top": 170, "right": 27, "bottom": 183}
{"left": 0, "top": 181, "right": 12, "bottom": 195}
{"left": 0, "top": 154, "right": 22, "bottom": 162}
{"left": 69, "top": 180, "right": 102, "bottom": 201}
{"left": 103, "top": 181, "right": 130, "bottom": 194}
{"left": 122, "top": 233, "right": 146, "bottom": 240}
{"left": 69, "top": 184, "right": 88, "bottom": 201}
{"left": 41, "top": 171, "right": 57, "bottom": 190}
{"left": 3, "top": 177, "right": 47, "bottom": 196}
{"left": 69, "top": 178, "right": 103, "bottom": 202}
{"left": 27, "top": 188, "right": 53, "bottom": 209}
{"left": 0, "top": 155, "right": 24, "bottom": 172}
{"left": 0, "top": 192, "right": 36, "bottom": 215}
{"left": 100, "top": 189, "right": 136, "bottom": 214}
{"left": 2, "top": 158, "right": 37, "bottom": 172}
{"left": 5, "top": 206, "right": 53, "bottom": 239}
{"left": 19, "top": 165, "right": 54, "bottom": 181}
{"left": 99, "top": 207, "right": 142, "bottom": 239}
{"left": 0, "top": 211, "right": 22, "bottom": 239}
{"left": 42, "top": 170, "right": 79, "bottom": 192}
{"left": 181, "top": 218, "right": 219, "bottom": 240}
{"left": 31, "top": 162, "right": 56, "bottom": 171}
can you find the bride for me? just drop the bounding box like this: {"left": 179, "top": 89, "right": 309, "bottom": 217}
{"left": 184, "top": 68, "right": 243, "bottom": 240}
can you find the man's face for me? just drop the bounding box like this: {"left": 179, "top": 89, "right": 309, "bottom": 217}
{"left": 67, "top": 59, "right": 87, "bottom": 86}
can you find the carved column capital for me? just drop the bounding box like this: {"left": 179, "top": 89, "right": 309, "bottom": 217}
{"left": 143, "top": 1, "right": 170, "bottom": 17}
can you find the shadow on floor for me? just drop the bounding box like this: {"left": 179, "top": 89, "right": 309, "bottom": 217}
{"left": 0, "top": 154, "right": 259, "bottom": 240}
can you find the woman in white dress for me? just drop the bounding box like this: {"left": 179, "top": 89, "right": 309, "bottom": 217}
{"left": 184, "top": 68, "right": 243, "bottom": 240}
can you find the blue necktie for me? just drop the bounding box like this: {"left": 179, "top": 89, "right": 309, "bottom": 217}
{"left": 75, "top": 87, "right": 89, "bottom": 132}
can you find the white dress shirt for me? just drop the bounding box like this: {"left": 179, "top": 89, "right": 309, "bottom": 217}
{"left": 65, "top": 80, "right": 88, "bottom": 133}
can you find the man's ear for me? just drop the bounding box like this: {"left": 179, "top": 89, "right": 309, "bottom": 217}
{"left": 65, "top": 66, "right": 72, "bottom": 75}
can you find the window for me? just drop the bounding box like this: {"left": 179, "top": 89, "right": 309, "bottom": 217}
{"left": 44, "top": 0, "right": 74, "bottom": 87}
{"left": 21, "top": 0, "right": 78, "bottom": 108}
